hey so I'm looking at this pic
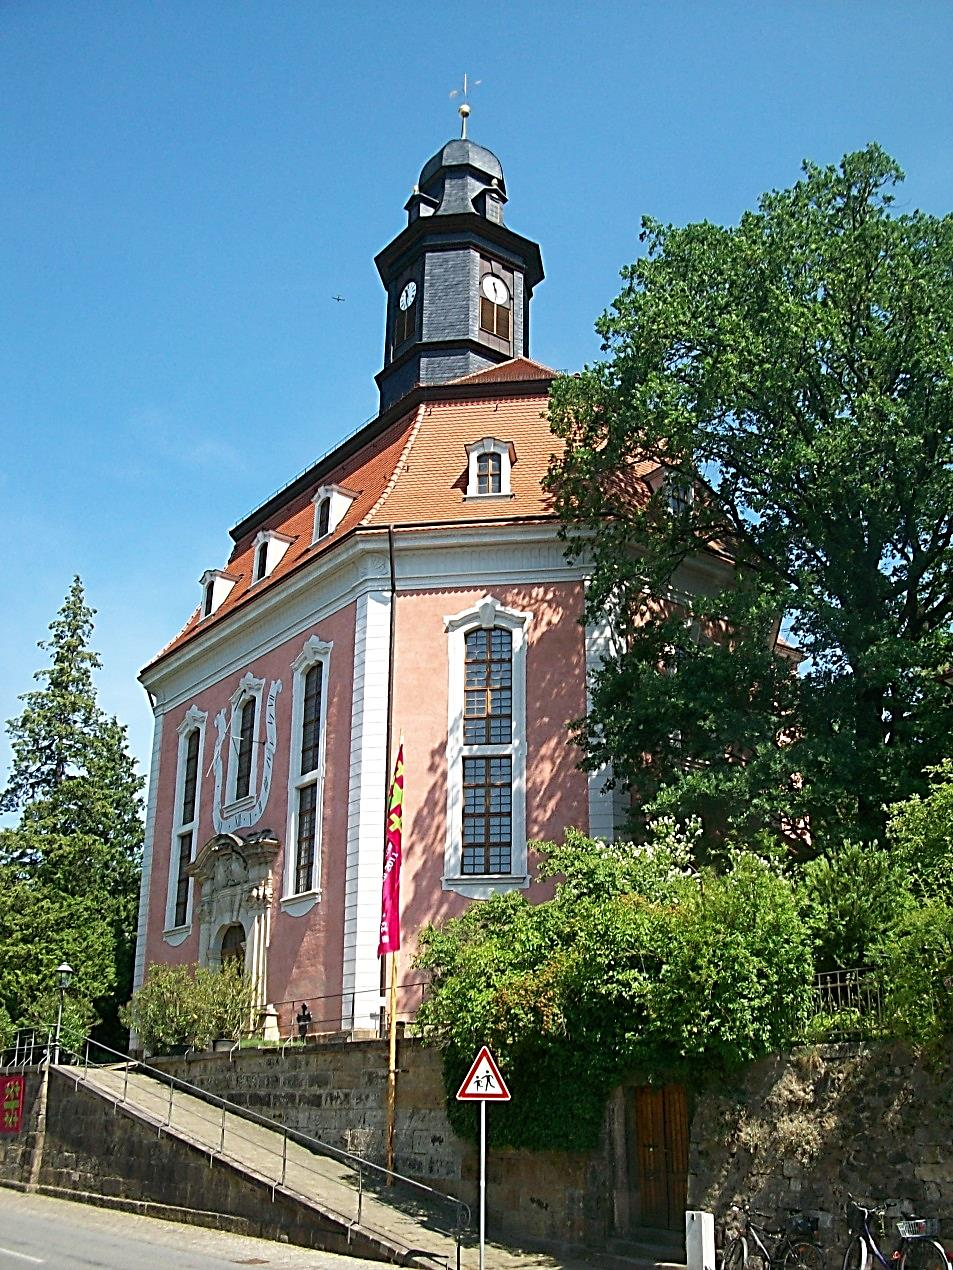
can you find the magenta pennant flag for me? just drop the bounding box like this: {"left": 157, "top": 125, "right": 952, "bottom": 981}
{"left": 377, "top": 742, "right": 404, "bottom": 957}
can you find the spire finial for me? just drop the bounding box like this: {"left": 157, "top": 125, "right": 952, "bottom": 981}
{"left": 449, "top": 74, "right": 481, "bottom": 139}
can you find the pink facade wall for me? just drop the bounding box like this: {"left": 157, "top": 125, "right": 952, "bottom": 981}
{"left": 143, "top": 579, "right": 590, "bottom": 1020}
{"left": 392, "top": 581, "right": 589, "bottom": 962}
{"left": 144, "top": 601, "right": 357, "bottom": 1014}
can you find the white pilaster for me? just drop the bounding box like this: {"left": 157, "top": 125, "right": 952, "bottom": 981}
{"left": 342, "top": 590, "right": 392, "bottom": 1030}
{"left": 133, "top": 710, "right": 165, "bottom": 997}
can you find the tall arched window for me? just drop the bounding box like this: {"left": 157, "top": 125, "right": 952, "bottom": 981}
{"left": 462, "top": 627, "right": 513, "bottom": 875}
{"left": 173, "top": 728, "right": 200, "bottom": 927}
{"left": 283, "top": 634, "right": 332, "bottom": 910}
{"left": 294, "top": 662, "right": 323, "bottom": 893}
{"left": 444, "top": 597, "right": 530, "bottom": 897}
{"left": 165, "top": 704, "right": 207, "bottom": 937}
{"left": 235, "top": 697, "right": 256, "bottom": 800}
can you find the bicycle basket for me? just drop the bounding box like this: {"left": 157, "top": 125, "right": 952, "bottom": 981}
{"left": 897, "top": 1220, "right": 940, "bottom": 1239}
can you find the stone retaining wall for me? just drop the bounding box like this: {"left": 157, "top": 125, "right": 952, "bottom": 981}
{"left": 154, "top": 1038, "right": 621, "bottom": 1248}
{"left": 690, "top": 1042, "right": 953, "bottom": 1244}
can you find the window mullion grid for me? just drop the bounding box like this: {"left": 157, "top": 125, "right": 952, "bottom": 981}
{"left": 172, "top": 729, "right": 200, "bottom": 928}
{"left": 291, "top": 660, "right": 323, "bottom": 896}
{"left": 462, "top": 628, "right": 513, "bottom": 877}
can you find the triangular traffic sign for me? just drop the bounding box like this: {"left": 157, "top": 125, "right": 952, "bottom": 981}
{"left": 455, "top": 1045, "right": 511, "bottom": 1101}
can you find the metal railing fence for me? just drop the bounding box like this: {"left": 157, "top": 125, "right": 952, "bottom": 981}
{"left": 0, "top": 1028, "right": 469, "bottom": 1263}
{"left": 812, "top": 967, "right": 883, "bottom": 1037}
{"left": 50, "top": 1034, "right": 469, "bottom": 1265}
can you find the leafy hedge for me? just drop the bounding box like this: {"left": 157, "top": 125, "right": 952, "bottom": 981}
{"left": 415, "top": 763, "right": 953, "bottom": 1150}
{"left": 416, "top": 823, "right": 812, "bottom": 1150}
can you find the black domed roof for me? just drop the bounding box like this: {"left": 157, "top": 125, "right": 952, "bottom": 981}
{"left": 418, "top": 138, "right": 505, "bottom": 193}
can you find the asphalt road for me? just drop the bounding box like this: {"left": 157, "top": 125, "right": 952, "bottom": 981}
{"left": 0, "top": 1189, "right": 389, "bottom": 1269}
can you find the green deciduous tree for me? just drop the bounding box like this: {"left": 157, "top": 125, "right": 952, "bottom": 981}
{"left": 547, "top": 145, "right": 953, "bottom": 851}
{"left": 416, "top": 827, "right": 812, "bottom": 1150}
{"left": 0, "top": 578, "right": 143, "bottom": 1044}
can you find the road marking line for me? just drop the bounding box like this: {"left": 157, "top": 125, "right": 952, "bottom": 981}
{"left": 0, "top": 1248, "right": 44, "bottom": 1264}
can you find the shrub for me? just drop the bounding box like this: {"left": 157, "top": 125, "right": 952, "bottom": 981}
{"left": 887, "top": 761, "right": 953, "bottom": 903}
{"left": 121, "top": 961, "right": 255, "bottom": 1054}
{"left": 872, "top": 900, "right": 953, "bottom": 1051}
{"left": 799, "top": 840, "right": 911, "bottom": 971}
{"left": 416, "top": 826, "right": 813, "bottom": 1150}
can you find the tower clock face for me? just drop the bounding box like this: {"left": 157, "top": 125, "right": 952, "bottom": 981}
{"left": 399, "top": 281, "right": 417, "bottom": 311}
{"left": 481, "top": 275, "right": 509, "bottom": 305}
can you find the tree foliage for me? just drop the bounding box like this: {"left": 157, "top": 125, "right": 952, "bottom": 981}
{"left": 415, "top": 827, "right": 812, "bottom": 1150}
{"left": 886, "top": 760, "right": 953, "bottom": 901}
{"left": 0, "top": 579, "right": 143, "bottom": 1043}
{"left": 547, "top": 145, "right": 953, "bottom": 850}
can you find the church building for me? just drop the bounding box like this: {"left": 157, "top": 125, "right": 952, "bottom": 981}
{"left": 134, "top": 124, "right": 720, "bottom": 1038}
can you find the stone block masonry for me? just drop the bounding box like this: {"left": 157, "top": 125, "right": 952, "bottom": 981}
{"left": 154, "top": 1037, "right": 619, "bottom": 1249}
{"left": 690, "top": 1042, "right": 953, "bottom": 1242}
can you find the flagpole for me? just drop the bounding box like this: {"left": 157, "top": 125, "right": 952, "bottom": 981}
{"left": 385, "top": 947, "right": 399, "bottom": 1180}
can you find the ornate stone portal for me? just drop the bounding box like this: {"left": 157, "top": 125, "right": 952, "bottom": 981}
{"left": 187, "top": 830, "right": 279, "bottom": 1015}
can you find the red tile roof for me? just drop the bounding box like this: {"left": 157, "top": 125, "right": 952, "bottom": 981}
{"left": 143, "top": 359, "right": 651, "bottom": 674}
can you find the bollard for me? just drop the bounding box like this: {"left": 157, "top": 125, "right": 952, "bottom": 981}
{"left": 686, "top": 1210, "right": 716, "bottom": 1270}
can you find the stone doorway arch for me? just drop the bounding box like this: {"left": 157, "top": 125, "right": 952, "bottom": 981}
{"left": 187, "top": 831, "right": 279, "bottom": 1015}
{"left": 218, "top": 922, "right": 247, "bottom": 969}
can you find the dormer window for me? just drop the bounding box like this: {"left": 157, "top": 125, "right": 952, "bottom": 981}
{"left": 394, "top": 278, "right": 418, "bottom": 347}
{"left": 317, "top": 497, "right": 330, "bottom": 539}
{"left": 478, "top": 452, "right": 502, "bottom": 495}
{"left": 251, "top": 529, "right": 293, "bottom": 583}
{"left": 199, "top": 569, "right": 237, "bottom": 619}
{"left": 465, "top": 438, "right": 515, "bottom": 499}
{"left": 664, "top": 474, "right": 694, "bottom": 517}
{"left": 311, "top": 485, "right": 356, "bottom": 543}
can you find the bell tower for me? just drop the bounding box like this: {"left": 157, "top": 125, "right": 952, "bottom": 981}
{"left": 374, "top": 123, "right": 544, "bottom": 412}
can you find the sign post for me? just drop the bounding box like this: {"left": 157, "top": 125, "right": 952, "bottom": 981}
{"left": 456, "top": 1045, "right": 511, "bottom": 1270}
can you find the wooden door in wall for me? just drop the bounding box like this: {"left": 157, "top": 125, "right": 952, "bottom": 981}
{"left": 633, "top": 1084, "right": 688, "bottom": 1231}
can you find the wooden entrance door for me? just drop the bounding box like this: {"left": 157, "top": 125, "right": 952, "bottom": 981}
{"left": 633, "top": 1084, "right": 688, "bottom": 1231}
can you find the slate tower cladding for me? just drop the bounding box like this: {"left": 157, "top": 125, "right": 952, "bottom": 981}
{"left": 375, "top": 138, "right": 544, "bottom": 412}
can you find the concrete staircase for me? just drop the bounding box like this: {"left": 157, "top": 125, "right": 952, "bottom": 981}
{"left": 57, "top": 1061, "right": 605, "bottom": 1268}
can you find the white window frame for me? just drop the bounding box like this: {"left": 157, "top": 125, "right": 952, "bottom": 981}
{"left": 282, "top": 635, "right": 333, "bottom": 914}
{"left": 464, "top": 437, "right": 515, "bottom": 499}
{"left": 164, "top": 704, "right": 207, "bottom": 941}
{"left": 251, "top": 529, "right": 293, "bottom": 583}
{"left": 443, "top": 596, "right": 531, "bottom": 898}
{"left": 199, "top": 569, "right": 237, "bottom": 619}
{"left": 224, "top": 671, "right": 265, "bottom": 811}
{"left": 311, "top": 484, "right": 355, "bottom": 543}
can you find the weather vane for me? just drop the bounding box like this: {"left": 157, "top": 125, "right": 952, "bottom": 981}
{"left": 449, "top": 74, "right": 481, "bottom": 139}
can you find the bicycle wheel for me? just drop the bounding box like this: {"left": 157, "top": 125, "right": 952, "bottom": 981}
{"left": 784, "top": 1241, "right": 826, "bottom": 1270}
{"left": 724, "top": 1236, "right": 749, "bottom": 1270}
{"left": 841, "top": 1237, "right": 867, "bottom": 1270}
{"left": 900, "top": 1240, "right": 949, "bottom": 1270}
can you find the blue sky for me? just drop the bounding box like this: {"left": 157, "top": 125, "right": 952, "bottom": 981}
{"left": 3, "top": 1, "right": 953, "bottom": 789}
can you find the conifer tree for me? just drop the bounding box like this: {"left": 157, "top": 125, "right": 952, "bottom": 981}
{"left": 0, "top": 578, "right": 143, "bottom": 1042}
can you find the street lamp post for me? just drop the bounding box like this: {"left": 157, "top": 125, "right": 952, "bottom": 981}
{"left": 53, "top": 962, "right": 73, "bottom": 1065}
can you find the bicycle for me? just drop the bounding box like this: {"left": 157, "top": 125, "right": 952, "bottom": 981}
{"left": 842, "top": 1198, "right": 949, "bottom": 1270}
{"left": 722, "top": 1203, "right": 825, "bottom": 1270}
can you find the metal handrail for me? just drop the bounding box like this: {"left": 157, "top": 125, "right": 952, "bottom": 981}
{"left": 57, "top": 1034, "right": 470, "bottom": 1259}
